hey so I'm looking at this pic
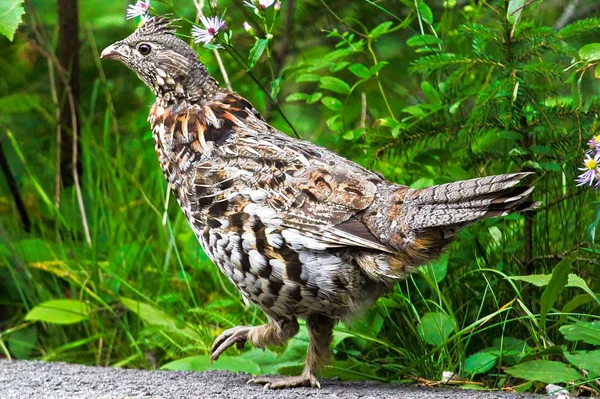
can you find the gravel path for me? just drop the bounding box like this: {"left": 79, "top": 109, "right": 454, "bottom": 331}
{"left": 0, "top": 359, "right": 546, "bottom": 399}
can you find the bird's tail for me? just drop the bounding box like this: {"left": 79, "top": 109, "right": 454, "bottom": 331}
{"left": 356, "top": 173, "right": 538, "bottom": 281}
{"left": 365, "top": 173, "right": 538, "bottom": 274}
{"left": 403, "top": 172, "right": 537, "bottom": 232}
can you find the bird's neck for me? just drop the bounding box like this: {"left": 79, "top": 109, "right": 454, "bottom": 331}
{"left": 153, "top": 63, "right": 220, "bottom": 106}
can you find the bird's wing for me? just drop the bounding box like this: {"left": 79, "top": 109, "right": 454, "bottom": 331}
{"left": 273, "top": 160, "right": 394, "bottom": 253}
{"left": 202, "top": 93, "right": 393, "bottom": 253}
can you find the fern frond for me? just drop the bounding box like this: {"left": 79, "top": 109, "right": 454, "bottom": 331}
{"left": 409, "top": 53, "right": 474, "bottom": 75}
{"left": 558, "top": 18, "right": 600, "bottom": 38}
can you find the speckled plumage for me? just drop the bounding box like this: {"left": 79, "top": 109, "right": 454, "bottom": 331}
{"left": 101, "top": 17, "right": 537, "bottom": 389}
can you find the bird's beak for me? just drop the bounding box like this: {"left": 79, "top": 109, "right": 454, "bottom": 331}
{"left": 100, "top": 43, "right": 125, "bottom": 60}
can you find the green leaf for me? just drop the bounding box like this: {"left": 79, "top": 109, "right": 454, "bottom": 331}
{"left": 369, "top": 21, "right": 393, "bottom": 39}
{"left": 0, "top": 0, "right": 25, "bottom": 41}
{"left": 565, "top": 273, "right": 599, "bottom": 303}
{"left": 285, "top": 92, "right": 309, "bottom": 102}
{"left": 464, "top": 351, "right": 497, "bottom": 375}
{"left": 421, "top": 254, "right": 448, "bottom": 283}
{"left": 406, "top": 34, "right": 442, "bottom": 47}
{"left": 331, "top": 61, "right": 350, "bottom": 73}
{"left": 507, "top": 274, "right": 552, "bottom": 286}
{"left": 540, "top": 254, "right": 574, "bottom": 328}
{"left": 417, "top": 1, "right": 433, "bottom": 25}
{"left": 421, "top": 81, "right": 441, "bottom": 104}
{"left": 342, "top": 129, "right": 356, "bottom": 140}
{"left": 508, "top": 272, "right": 599, "bottom": 304}
{"left": 506, "top": 360, "right": 582, "bottom": 383}
{"left": 248, "top": 38, "right": 269, "bottom": 68}
{"left": 25, "top": 299, "right": 90, "bottom": 325}
{"left": 564, "top": 351, "right": 600, "bottom": 377}
{"left": 326, "top": 114, "right": 343, "bottom": 131}
{"left": 161, "top": 355, "right": 260, "bottom": 375}
{"left": 417, "top": 312, "right": 455, "bottom": 346}
{"left": 320, "top": 76, "right": 351, "bottom": 95}
{"left": 8, "top": 325, "right": 37, "bottom": 359}
{"left": 321, "top": 96, "right": 343, "bottom": 111}
{"left": 348, "top": 63, "right": 371, "bottom": 78}
{"left": 307, "top": 92, "right": 323, "bottom": 104}
{"left": 560, "top": 321, "right": 600, "bottom": 345}
{"left": 120, "top": 296, "right": 202, "bottom": 341}
{"left": 296, "top": 73, "right": 321, "bottom": 83}
{"left": 579, "top": 43, "right": 600, "bottom": 62}
{"left": 369, "top": 61, "right": 389, "bottom": 75}
{"left": 402, "top": 105, "right": 425, "bottom": 117}
{"left": 271, "top": 77, "right": 282, "bottom": 99}
{"left": 507, "top": 0, "right": 525, "bottom": 26}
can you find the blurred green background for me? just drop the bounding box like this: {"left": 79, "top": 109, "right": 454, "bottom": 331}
{"left": 1, "top": 0, "right": 599, "bottom": 394}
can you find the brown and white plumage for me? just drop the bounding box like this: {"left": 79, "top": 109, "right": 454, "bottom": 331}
{"left": 101, "top": 17, "right": 536, "bottom": 389}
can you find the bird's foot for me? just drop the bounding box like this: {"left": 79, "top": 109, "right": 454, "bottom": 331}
{"left": 248, "top": 372, "right": 320, "bottom": 389}
{"left": 210, "top": 325, "right": 252, "bottom": 362}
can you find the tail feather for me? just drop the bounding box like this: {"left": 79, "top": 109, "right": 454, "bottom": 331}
{"left": 403, "top": 172, "right": 537, "bottom": 232}
{"left": 357, "top": 172, "right": 538, "bottom": 279}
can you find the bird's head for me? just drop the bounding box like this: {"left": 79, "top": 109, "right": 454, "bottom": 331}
{"left": 101, "top": 16, "right": 218, "bottom": 103}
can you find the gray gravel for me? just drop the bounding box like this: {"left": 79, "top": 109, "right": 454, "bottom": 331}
{"left": 0, "top": 359, "right": 545, "bottom": 399}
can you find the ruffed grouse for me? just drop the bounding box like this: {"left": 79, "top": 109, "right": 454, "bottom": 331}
{"left": 101, "top": 17, "right": 536, "bottom": 389}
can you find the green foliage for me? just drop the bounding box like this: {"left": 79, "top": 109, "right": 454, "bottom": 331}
{"left": 162, "top": 355, "right": 262, "bottom": 374}
{"left": 560, "top": 321, "right": 600, "bottom": 345}
{"left": 564, "top": 350, "right": 600, "bottom": 377}
{"left": 1, "top": 0, "right": 599, "bottom": 395}
{"left": 25, "top": 299, "right": 90, "bottom": 325}
{"left": 506, "top": 360, "right": 582, "bottom": 384}
{"left": 417, "top": 312, "right": 456, "bottom": 346}
{"left": 539, "top": 254, "right": 574, "bottom": 329}
{"left": 0, "top": 0, "right": 25, "bottom": 41}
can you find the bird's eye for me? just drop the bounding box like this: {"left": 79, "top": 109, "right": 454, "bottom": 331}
{"left": 138, "top": 43, "right": 152, "bottom": 56}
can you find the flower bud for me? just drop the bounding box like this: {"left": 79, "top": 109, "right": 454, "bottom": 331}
{"left": 243, "top": 21, "right": 255, "bottom": 37}
{"left": 274, "top": 1, "right": 281, "bottom": 10}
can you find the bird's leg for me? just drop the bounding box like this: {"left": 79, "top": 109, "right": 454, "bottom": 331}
{"left": 211, "top": 317, "right": 299, "bottom": 362}
{"left": 249, "top": 314, "right": 336, "bottom": 389}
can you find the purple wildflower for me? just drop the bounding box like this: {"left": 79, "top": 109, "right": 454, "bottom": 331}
{"left": 126, "top": 0, "right": 150, "bottom": 21}
{"left": 243, "top": 0, "right": 276, "bottom": 10}
{"left": 192, "top": 16, "right": 226, "bottom": 44}
{"left": 587, "top": 134, "right": 600, "bottom": 152}
{"left": 576, "top": 151, "right": 600, "bottom": 187}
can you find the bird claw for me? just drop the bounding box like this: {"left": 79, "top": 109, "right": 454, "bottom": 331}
{"left": 210, "top": 325, "right": 252, "bottom": 362}
{"left": 248, "top": 373, "right": 320, "bottom": 389}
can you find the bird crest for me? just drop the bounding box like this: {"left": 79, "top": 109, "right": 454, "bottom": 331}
{"left": 137, "top": 16, "right": 178, "bottom": 37}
